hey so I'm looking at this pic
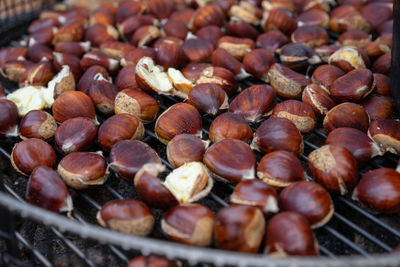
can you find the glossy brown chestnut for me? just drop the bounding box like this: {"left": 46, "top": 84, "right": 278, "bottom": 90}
{"left": 52, "top": 91, "right": 97, "bottom": 124}
{"left": 268, "top": 63, "right": 310, "bottom": 99}
{"left": 19, "top": 61, "right": 54, "bottom": 87}
{"left": 114, "top": 89, "right": 159, "bottom": 123}
{"left": 155, "top": 39, "right": 187, "bottom": 71}
{"left": 364, "top": 34, "right": 392, "bottom": 60}
{"left": 155, "top": 103, "right": 202, "bottom": 144}
{"left": 52, "top": 52, "right": 82, "bottom": 81}
{"left": 118, "top": 15, "right": 157, "bottom": 41}
{"left": 161, "top": 204, "right": 214, "bottom": 247}
{"left": 272, "top": 100, "right": 316, "bottom": 133}
{"left": 53, "top": 23, "right": 85, "bottom": 44}
{"left": 353, "top": 168, "right": 400, "bottom": 213}
{"left": 255, "top": 30, "right": 289, "bottom": 53}
{"left": 110, "top": 140, "right": 161, "bottom": 181}
{"left": 326, "top": 127, "right": 383, "bottom": 165}
{"left": 214, "top": 204, "right": 265, "bottom": 253}
{"left": 330, "top": 68, "right": 374, "bottom": 103}
{"left": 229, "top": 84, "right": 276, "bottom": 123}
{"left": 209, "top": 112, "right": 253, "bottom": 143}
{"left": 3, "top": 60, "right": 34, "bottom": 83}
{"left": 182, "top": 36, "right": 214, "bottom": 63}
{"left": 192, "top": 4, "right": 225, "bottom": 31}
{"left": 163, "top": 19, "right": 189, "bottom": 40}
{"left": 211, "top": 48, "right": 249, "bottom": 79}
{"left": 26, "top": 166, "right": 72, "bottom": 213}
{"left": 97, "top": 199, "right": 154, "bottom": 236}
{"left": 368, "top": 120, "right": 400, "bottom": 155}
{"left": 54, "top": 41, "right": 90, "bottom": 57}
{"left": 311, "top": 64, "right": 345, "bottom": 91}
{"left": 181, "top": 63, "right": 212, "bottom": 82}
{"left": 251, "top": 117, "right": 303, "bottom": 156}
{"left": 88, "top": 74, "right": 119, "bottom": 115}
{"left": 58, "top": 152, "right": 108, "bottom": 189}
{"left": 361, "top": 95, "right": 395, "bottom": 121}
{"left": 278, "top": 43, "right": 320, "bottom": 72}
{"left": 372, "top": 53, "right": 391, "bottom": 76}
{"left": 280, "top": 181, "right": 334, "bottom": 228}
{"left": 231, "top": 179, "right": 279, "bottom": 216}
{"left": 196, "top": 66, "right": 236, "bottom": 95}
{"left": 131, "top": 25, "right": 162, "bottom": 47}
{"left": 338, "top": 30, "right": 371, "bottom": 48}
{"left": 257, "top": 150, "right": 306, "bottom": 188}
{"left": 265, "top": 212, "right": 318, "bottom": 256}
{"left": 84, "top": 23, "right": 118, "bottom": 47}
{"left": 19, "top": 110, "right": 57, "bottom": 141}
{"left": 323, "top": 102, "right": 370, "bottom": 133}
{"left": 166, "top": 134, "right": 208, "bottom": 168}
{"left": 26, "top": 42, "right": 53, "bottom": 63}
{"left": 115, "top": 1, "right": 146, "bottom": 24}
{"left": 295, "top": 9, "right": 330, "bottom": 28}
{"left": 291, "top": 25, "right": 329, "bottom": 47}
{"left": 225, "top": 20, "right": 259, "bottom": 40}
{"left": 308, "top": 144, "right": 358, "bottom": 195}
{"left": 127, "top": 256, "right": 178, "bottom": 267}
{"left": 216, "top": 36, "right": 255, "bottom": 61}
{"left": 98, "top": 114, "right": 144, "bottom": 152}
{"left": 187, "top": 83, "right": 228, "bottom": 116}
{"left": 77, "top": 65, "right": 110, "bottom": 94}
{"left": 328, "top": 46, "right": 370, "bottom": 73}
{"left": 11, "top": 138, "right": 56, "bottom": 176}
{"left": 55, "top": 117, "right": 97, "bottom": 154}
{"left": 204, "top": 138, "right": 256, "bottom": 183}
{"left": 121, "top": 47, "right": 156, "bottom": 67}
{"left": 243, "top": 49, "right": 275, "bottom": 81}
{"left": 373, "top": 73, "right": 391, "bottom": 97}
{"left": 0, "top": 99, "right": 19, "bottom": 139}
{"left": 362, "top": 2, "right": 393, "bottom": 31}
{"left": 263, "top": 8, "right": 297, "bottom": 36}
{"left": 80, "top": 51, "right": 119, "bottom": 74}
{"left": 329, "top": 5, "right": 370, "bottom": 33}
{"left": 99, "top": 41, "right": 135, "bottom": 60}
{"left": 302, "top": 84, "right": 336, "bottom": 118}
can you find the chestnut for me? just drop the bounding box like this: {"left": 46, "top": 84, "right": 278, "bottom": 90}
{"left": 272, "top": 100, "right": 316, "bottom": 134}
{"left": 80, "top": 51, "right": 119, "bottom": 74}
{"left": 192, "top": 4, "right": 225, "bottom": 31}
{"left": 291, "top": 25, "right": 329, "bottom": 47}
{"left": 3, "top": 60, "right": 34, "bottom": 83}
{"left": 135, "top": 57, "right": 174, "bottom": 95}
{"left": 163, "top": 19, "right": 189, "bottom": 40}
{"left": 121, "top": 47, "right": 156, "bottom": 67}
{"left": 209, "top": 112, "right": 253, "bottom": 144}
{"left": 53, "top": 23, "right": 85, "bottom": 45}
{"left": 372, "top": 53, "right": 391, "bottom": 76}
{"left": 330, "top": 68, "right": 374, "bottom": 103}
{"left": 52, "top": 91, "right": 97, "bottom": 124}
{"left": 265, "top": 212, "right": 318, "bottom": 256}
{"left": 161, "top": 204, "right": 214, "bottom": 247}
{"left": 19, "top": 61, "right": 55, "bottom": 87}
{"left": 308, "top": 144, "right": 358, "bottom": 195}
{"left": 54, "top": 41, "right": 90, "bottom": 57}
{"left": 11, "top": 138, "right": 56, "bottom": 176}
{"left": 216, "top": 36, "right": 255, "bottom": 61}
{"left": 280, "top": 181, "right": 334, "bottom": 228}
{"left": 167, "top": 134, "right": 208, "bottom": 168}
{"left": 278, "top": 43, "right": 320, "bottom": 72}
{"left": 26, "top": 166, "right": 72, "bottom": 213}
{"left": 361, "top": 95, "right": 395, "bottom": 121}
{"left": 47, "top": 65, "right": 76, "bottom": 99}
{"left": 229, "top": 84, "right": 276, "bottom": 123}
{"left": 114, "top": 89, "right": 159, "bottom": 124}
{"left": 326, "top": 127, "right": 383, "bottom": 165}
{"left": 251, "top": 117, "right": 303, "bottom": 156}
{"left": 97, "top": 199, "right": 154, "bottom": 236}
{"left": 267, "top": 63, "right": 310, "bottom": 99}
{"left": 58, "top": 152, "right": 108, "bottom": 189}
{"left": 99, "top": 41, "right": 135, "bottom": 60}
{"left": 329, "top": 5, "right": 370, "bottom": 33}
{"left": 315, "top": 44, "right": 341, "bottom": 63}
{"left": 225, "top": 19, "right": 259, "bottom": 40}
{"left": 127, "top": 256, "right": 178, "bottom": 267}
{"left": 196, "top": 66, "right": 236, "bottom": 95}
{"left": 155, "top": 38, "right": 187, "bottom": 71}
{"left": 181, "top": 63, "right": 212, "bottom": 83}
{"left": 328, "top": 46, "right": 370, "bottom": 73}
{"left": 230, "top": 179, "right": 279, "bottom": 216}
{"left": 353, "top": 168, "right": 400, "bottom": 214}
{"left": 187, "top": 83, "right": 228, "bottom": 116}
{"left": 229, "top": 2, "right": 261, "bottom": 25}
{"left": 242, "top": 48, "right": 275, "bottom": 81}
{"left": 214, "top": 204, "right": 265, "bottom": 253}
{"left": 311, "top": 64, "right": 345, "bottom": 92}
{"left": 323, "top": 103, "right": 370, "bottom": 133}
{"left": 55, "top": 117, "right": 97, "bottom": 154}
{"left": 338, "top": 30, "right": 371, "bottom": 48}
{"left": 19, "top": 110, "right": 57, "bottom": 141}
{"left": 255, "top": 30, "right": 289, "bottom": 54}
{"left": 263, "top": 8, "right": 297, "bottom": 36}
{"left": 373, "top": 73, "right": 391, "bottom": 97}
{"left": 84, "top": 23, "right": 118, "bottom": 47}
{"left": 110, "top": 140, "right": 161, "bottom": 181}
{"left": 52, "top": 52, "right": 82, "bottom": 81}
{"left": 295, "top": 9, "right": 330, "bottom": 28}
{"left": 98, "top": 114, "right": 144, "bottom": 152}
{"left": 368, "top": 119, "right": 400, "bottom": 155}
{"left": 182, "top": 35, "right": 214, "bottom": 63}
{"left": 77, "top": 65, "right": 110, "bottom": 94}
{"left": 204, "top": 138, "right": 256, "bottom": 183}
{"left": 212, "top": 48, "right": 250, "bottom": 80}
{"left": 88, "top": 74, "right": 119, "bottom": 115}
{"left": 155, "top": 103, "right": 202, "bottom": 144}
{"left": 0, "top": 99, "right": 19, "bottom": 139}
{"left": 302, "top": 84, "right": 336, "bottom": 118}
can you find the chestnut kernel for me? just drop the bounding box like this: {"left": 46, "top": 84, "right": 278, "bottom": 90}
{"left": 167, "top": 134, "right": 208, "bottom": 168}
{"left": 204, "top": 138, "right": 256, "bottom": 183}
{"left": 214, "top": 204, "right": 265, "bottom": 253}
{"left": 58, "top": 152, "right": 108, "bottom": 189}
{"left": 280, "top": 181, "right": 334, "bottom": 228}
{"left": 11, "top": 138, "right": 56, "bottom": 176}
{"left": 110, "top": 140, "right": 161, "bottom": 181}
{"left": 97, "top": 199, "right": 154, "bottom": 236}
{"left": 26, "top": 166, "right": 73, "bottom": 213}
{"left": 308, "top": 144, "right": 358, "bottom": 195}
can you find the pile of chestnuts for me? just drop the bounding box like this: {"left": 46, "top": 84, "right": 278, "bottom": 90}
{"left": 0, "top": 0, "right": 398, "bottom": 263}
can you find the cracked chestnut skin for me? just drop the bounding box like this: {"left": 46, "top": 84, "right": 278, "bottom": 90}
{"left": 272, "top": 100, "right": 316, "bottom": 133}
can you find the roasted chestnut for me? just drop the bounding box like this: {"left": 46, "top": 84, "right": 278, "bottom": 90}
{"left": 88, "top": 74, "right": 119, "bottom": 115}
{"left": 302, "top": 84, "right": 336, "bottom": 118}
{"left": 196, "top": 66, "right": 236, "bottom": 95}
{"left": 11, "top": 138, "right": 56, "bottom": 176}
{"left": 311, "top": 64, "right": 345, "bottom": 91}
{"left": 214, "top": 204, "right": 265, "bottom": 253}
{"left": 308, "top": 144, "right": 358, "bottom": 195}
{"left": 280, "top": 181, "right": 334, "bottom": 228}
{"left": 26, "top": 166, "right": 73, "bottom": 213}
{"left": 166, "top": 134, "right": 209, "bottom": 168}
{"left": 19, "top": 110, "right": 57, "bottom": 142}
{"left": 209, "top": 112, "right": 253, "bottom": 143}
{"left": 187, "top": 83, "right": 228, "bottom": 116}
{"left": 368, "top": 119, "right": 400, "bottom": 155}
{"left": 58, "top": 152, "right": 108, "bottom": 189}
{"left": 242, "top": 48, "right": 275, "bottom": 81}
{"left": 230, "top": 179, "right": 279, "bottom": 216}
{"left": 265, "top": 212, "right": 318, "bottom": 256}
{"left": 353, "top": 168, "right": 400, "bottom": 214}
{"left": 272, "top": 100, "right": 316, "bottom": 133}
{"left": 323, "top": 103, "right": 370, "bottom": 133}
{"left": 0, "top": 99, "right": 19, "bottom": 139}
{"left": 97, "top": 199, "right": 154, "bottom": 236}
{"left": 161, "top": 204, "right": 214, "bottom": 247}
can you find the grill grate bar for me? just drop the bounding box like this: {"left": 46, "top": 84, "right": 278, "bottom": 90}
{"left": 15, "top": 232, "right": 53, "bottom": 267}
{"left": 323, "top": 226, "right": 369, "bottom": 256}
